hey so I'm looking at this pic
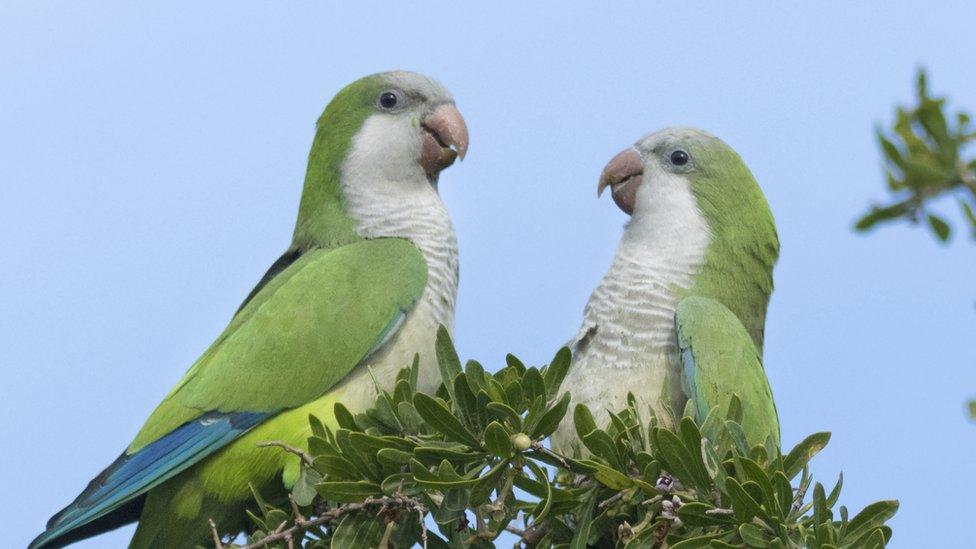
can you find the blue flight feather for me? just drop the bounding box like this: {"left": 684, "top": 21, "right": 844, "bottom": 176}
{"left": 30, "top": 411, "right": 270, "bottom": 549}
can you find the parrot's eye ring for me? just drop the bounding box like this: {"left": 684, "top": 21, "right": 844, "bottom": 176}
{"left": 378, "top": 91, "right": 400, "bottom": 109}
{"left": 670, "top": 150, "right": 690, "bottom": 166}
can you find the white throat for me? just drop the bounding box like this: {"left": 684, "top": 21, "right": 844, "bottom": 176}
{"left": 555, "top": 171, "right": 710, "bottom": 448}
{"left": 579, "top": 169, "right": 710, "bottom": 351}
{"left": 340, "top": 115, "right": 459, "bottom": 333}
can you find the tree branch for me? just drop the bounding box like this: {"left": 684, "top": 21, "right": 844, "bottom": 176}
{"left": 222, "top": 494, "right": 427, "bottom": 549}
{"left": 256, "top": 441, "right": 314, "bottom": 467}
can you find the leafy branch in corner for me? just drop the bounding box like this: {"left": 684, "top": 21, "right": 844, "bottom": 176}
{"left": 214, "top": 328, "right": 896, "bottom": 548}
{"left": 856, "top": 68, "right": 976, "bottom": 242}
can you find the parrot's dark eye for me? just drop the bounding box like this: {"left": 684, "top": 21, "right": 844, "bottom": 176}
{"left": 670, "top": 150, "right": 690, "bottom": 166}
{"left": 378, "top": 91, "right": 399, "bottom": 109}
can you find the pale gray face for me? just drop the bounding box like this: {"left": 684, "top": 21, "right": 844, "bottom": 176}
{"left": 633, "top": 126, "right": 720, "bottom": 177}
{"left": 354, "top": 71, "right": 469, "bottom": 182}
{"left": 373, "top": 71, "right": 455, "bottom": 115}
{"left": 599, "top": 127, "right": 720, "bottom": 215}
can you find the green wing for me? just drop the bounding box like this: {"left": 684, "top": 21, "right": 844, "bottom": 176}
{"left": 675, "top": 296, "right": 780, "bottom": 448}
{"left": 132, "top": 237, "right": 427, "bottom": 450}
{"left": 31, "top": 237, "right": 428, "bottom": 549}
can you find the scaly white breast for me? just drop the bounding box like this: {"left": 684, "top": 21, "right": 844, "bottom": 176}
{"left": 552, "top": 167, "right": 710, "bottom": 454}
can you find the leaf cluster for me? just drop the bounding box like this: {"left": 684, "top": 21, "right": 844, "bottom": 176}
{"left": 856, "top": 68, "right": 976, "bottom": 242}
{"left": 235, "top": 329, "right": 896, "bottom": 548}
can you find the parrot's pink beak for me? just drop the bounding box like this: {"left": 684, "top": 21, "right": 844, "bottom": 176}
{"left": 420, "top": 103, "right": 469, "bottom": 179}
{"left": 597, "top": 148, "right": 644, "bottom": 216}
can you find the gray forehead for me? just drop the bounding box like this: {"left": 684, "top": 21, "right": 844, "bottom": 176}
{"left": 380, "top": 71, "right": 453, "bottom": 102}
{"left": 635, "top": 126, "right": 720, "bottom": 152}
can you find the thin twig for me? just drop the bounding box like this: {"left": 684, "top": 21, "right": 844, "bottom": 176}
{"left": 209, "top": 519, "right": 224, "bottom": 549}
{"left": 598, "top": 491, "right": 625, "bottom": 509}
{"left": 505, "top": 525, "right": 525, "bottom": 537}
{"left": 504, "top": 522, "right": 548, "bottom": 547}
{"left": 529, "top": 441, "right": 570, "bottom": 469}
{"left": 235, "top": 494, "right": 427, "bottom": 549}
{"left": 256, "top": 440, "right": 314, "bottom": 467}
{"left": 790, "top": 474, "right": 812, "bottom": 518}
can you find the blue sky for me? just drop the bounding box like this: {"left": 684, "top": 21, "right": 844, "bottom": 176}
{"left": 2, "top": 2, "right": 975, "bottom": 547}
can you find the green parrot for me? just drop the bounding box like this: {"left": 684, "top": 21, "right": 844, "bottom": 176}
{"left": 31, "top": 71, "right": 469, "bottom": 549}
{"left": 552, "top": 127, "right": 779, "bottom": 454}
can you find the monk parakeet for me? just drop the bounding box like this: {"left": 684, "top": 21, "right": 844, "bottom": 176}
{"left": 553, "top": 127, "right": 779, "bottom": 454}
{"left": 31, "top": 71, "right": 469, "bottom": 549}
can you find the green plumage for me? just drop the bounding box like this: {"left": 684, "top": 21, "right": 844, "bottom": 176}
{"left": 292, "top": 75, "right": 389, "bottom": 250}
{"left": 680, "top": 133, "right": 779, "bottom": 353}
{"left": 676, "top": 296, "right": 780, "bottom": 448}
{"left": 31, "top": 71, "right": 457, "bottom": 549}
{"left": 130, "top": 238, "right": 426, "bottom": 451}
{"left": 554, "top": 127, "right": 781, "bottom": 457}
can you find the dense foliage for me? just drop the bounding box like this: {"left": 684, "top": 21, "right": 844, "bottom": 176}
{"left": 856, "top": 69, "right": 976, "bottom": 242}
{"left": 218, "top": 329, "right": 896, "bottom": 548}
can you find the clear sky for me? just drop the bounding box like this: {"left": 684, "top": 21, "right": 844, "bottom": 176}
{"left": 2, "top": 2, "right": 975, "bottom": 547}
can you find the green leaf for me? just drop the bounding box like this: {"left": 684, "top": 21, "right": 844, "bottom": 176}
{"left": 826, "top": 472, "right": 844, "bottom": 508}
{"left": 315, "top": 480, "right": 382, "bottom": 503}
{"left": 574, "top": 404, "right": 598, "bottom": 438}
{"left": 464, "top": 359, "right": 487, "bottom": 395}
{"left": 453, "top": 372, "right": 484, "bottom": 432}
{"left": 413, "top": 393, "right": 482, "bottom": 448}
{"left": 414, "top": 446, "right": 487, "bottom": 464}
{"left": 469, "top": 457, "right": 511, "bottom": 505}
{"left": 308, "top": 413, "right": 327, "bottom": 438}
{"left": 927, "top": 213, "right": 951, "bottom": 241}
{"left": 329, "top": 513, "right": 384, "bottom": 548}
{"left": 505, "top": 353, "right": 527, "bottom": 374}
{"left": 678, "top": 502, "right": 734, "bottom": 527}
{"left": 854, "top": 203, "right": 910, "bottom": 232}
{"left": 292, "top": 465, "right": 321, "bottom": 506}
{"left": 877, "top": 131, "right": 905, "bottom": 169}
{"left": 376, "top": 450, "right": 413, "bottom": 472}
{"left": 738, "top": 523, "right": 770, "bottom": 548}
{"left": 542, "top": 347, "right": 572, "bottom": 399}
{"left": 486, "top": 401, "right": 523, "bottom": 431}
{"left": 395, "top": 401, "right": 425, "bottom": 434}
{"left": 783, "top": 432, "right": 831, "bottom": 479}
{"left": 726, "top": 394, "right": 743, "bottom": 423}
{"left": 583, "top": 459, "right": 635, "bottom": 490}
{"left": 435, "top": 325, "right": 462, "bottom": 399}
{"left": 526, "top": 460, "right": 553, "bottom": 523}
{"left": 333, "top": 402, "right": 358, "bottom": 431}
{"left": 522, "top": 367, "right": 547, "bottom": 403}
{"left": 408, "top": 353, "right": 420, "bottom": 391}
{"left": 569, "top": 492, "right": 598, "bottom": 549}
{"left": 725, "top": 477, "right": 763, "bottom": 523}
{"left": 483, "top": 421, "right": 513, "bottom": 457}
{"left": 959, "top": 200, "right": 976, "bottom": 235}
{"left": 313, "top": 455, "right": 361, "bottom": 480}
{"left": 738, "top": 457, "right": 778, "bottom": 517}
{"left": 812, "top": 482, "right": 829, "bottom": 526}
{"left": 668, "top": 532, "right": 733, "bottom": 548}
{"left": 582, "top": 428, "right": 622, "bottom": 468}
{"left": 531, "top": 391, "right": 572, "bottom": 439}
{"left": 409, "top": 458, "right": 483, "bottom": 488}
{"left": 653, "top": 428, "right": 710, "bottom": 492}
{"left": 844, "top": 500, "right": 899, "bottom": 544}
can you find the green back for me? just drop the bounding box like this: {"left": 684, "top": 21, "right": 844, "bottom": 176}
{"left": 130, "top": 238, "right": 426, "bottom": 451}
{"left": 683, "top": 139, "right": 779, "bottom": 353}
{"left": 291, "top": 75, "right": 390, "bottom": 250}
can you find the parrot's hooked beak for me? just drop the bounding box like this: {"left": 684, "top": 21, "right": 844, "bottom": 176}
{"left": 597, "top": 147, "right": 644, "bottom": 216}
{"left": 420, "top": 103, "right": 469, "bottom": 179}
